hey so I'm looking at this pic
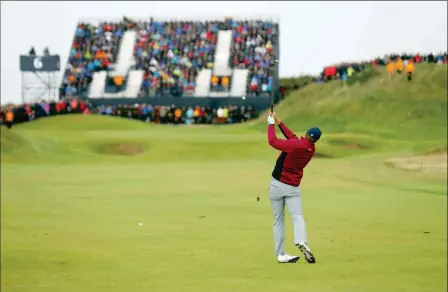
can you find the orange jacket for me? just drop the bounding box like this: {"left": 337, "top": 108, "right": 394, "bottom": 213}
{"left": 221, "top": 76, "right": 229, "bottom": 86}
{"left": 5, "top": 110, "right": 14, "bottom": 122}
{"left": 174, "top": 109, "right": 182, "bottom": 118}
{"left": 387, "top": 62, "right": 394, "bottom": 73}
{"left": 395, "top": 59, "right": 403, "bottom": 70}
{"left": 405, "top": 62, "right": 415, "bottom": 73}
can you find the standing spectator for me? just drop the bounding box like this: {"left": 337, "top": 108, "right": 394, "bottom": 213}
{"left": 347, "top": 66, "right": 354, "bottom": 79}
{"left": 174, "top": 107, "right": 183, "bottom": 124}
{"left": 0, "top": 107, "right": 4, "bottom": 124}
{"left": 338, "top": 64, "right": 348, "bottom": 85}
{"left": 204, "top": 106, "right": 212, "bottom": 124}
{"left": 186, "top": 107, "right": 194, "bottom": 124}
{"left": 222, "top": 106, "right": 229, "bottom": 123}
{"left": 25, "top": 104, "right": 32, "bottom": 120}
{"left": 405, "top": 60, "right": 415, "bottom": 82}
{"left": 159, "top": 106, "right": 167, "bottom": 124}
{"left": 193, "top": 106, "right": 200, "bottom": 124}
{"left": 217, "top": 106, "right": 224, "bottom": 122}
{"left": 243, "top": 105, "right": 253, "bottom": 122}
{"left": 152, "top": 106, "right": 160, "bottom": 124}
{"left": 387, "top": 60, "right": 395, "bottom": 77}
{"left": 5, "top": 109, "right": 14, "bottom": 129}
{"left": 70, "top": 99, "right": 78, "bottom": 113}
{"left": 227, "top": 106, "right": 234, "bottom": 124}
{"left": 329, "top": 65, "right": 337, "bottom": 80}
{"left": 29, "top": 47, "right": 36, "bottom": 56}
{"left": 395, "top": 58, "right": 403, "bottom": 74}
{"left": 414, "top": 54, "right": 422, "bottom": 63}
{"left": 241, "top": 105, "right": 248, "bottom": 122}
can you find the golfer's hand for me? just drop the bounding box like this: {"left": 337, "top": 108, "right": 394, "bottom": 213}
{"left": 267, "top": 113, "right": 275, "bottom": 125}
{"left": 271, "top": 112, "right": 281, "bottom": 125}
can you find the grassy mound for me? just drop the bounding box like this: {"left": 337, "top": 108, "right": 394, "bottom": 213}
{"left": 19, "top": 114, "right": 150, "bottom": 131}
{"left": 3, "top": 64, "right": 446, "bottom": 163}
{"left": 1, "top": 129, "right": 26, "bottom": 153}
{"left": 254, "top": 64, "right": 447, "bottom": 147}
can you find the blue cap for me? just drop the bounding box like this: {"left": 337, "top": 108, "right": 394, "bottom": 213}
{"left": 306, "top": 127, "right": 322, "bottom": 141}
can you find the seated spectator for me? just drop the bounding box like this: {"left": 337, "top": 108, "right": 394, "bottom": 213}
{"left": 113, "top": 76, "right": 124, "bottom": 92}
{"left": 61, "top": 18, "right": 278, "bottom": 98}
{"left": 221, "top": 76, "right": 230, "bottom": 92}
{"left": 211, "top": 75, "right": 219, "bottom": 91}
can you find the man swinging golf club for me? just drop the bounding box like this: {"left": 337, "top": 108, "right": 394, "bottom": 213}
{"left": 267, "top": 111, "right": 321, "bottom": 264}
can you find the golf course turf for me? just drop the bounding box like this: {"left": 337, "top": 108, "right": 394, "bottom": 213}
{"left": 1, "top": 64, "right": 446, "bottom": 292}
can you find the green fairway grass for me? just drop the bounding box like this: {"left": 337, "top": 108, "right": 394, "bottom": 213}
{"left": 1, "top": 64, "right": 447, "bottom": 292}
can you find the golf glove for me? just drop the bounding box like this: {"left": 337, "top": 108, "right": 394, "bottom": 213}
{"left": 268, "top": 114, "right": 275, "bottom": 125}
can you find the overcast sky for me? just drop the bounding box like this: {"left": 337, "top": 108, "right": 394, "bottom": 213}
{"left": 1, "top": 1, "right": 447, "bottom": 105}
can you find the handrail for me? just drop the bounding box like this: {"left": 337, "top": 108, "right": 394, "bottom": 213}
{"left": 76, "top": 15, "right": 280, "bottom": 25}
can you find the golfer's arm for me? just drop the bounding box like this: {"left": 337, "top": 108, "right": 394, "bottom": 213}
{"left": 278, "top": 122, "right": 298, "bottom": 139}
{"left": 268, "top": 125, "right": 304, "bottom": 152}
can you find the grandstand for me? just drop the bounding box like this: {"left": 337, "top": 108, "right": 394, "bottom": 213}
{"left": 60, "top": 17, "right": 280, "bottom": 109}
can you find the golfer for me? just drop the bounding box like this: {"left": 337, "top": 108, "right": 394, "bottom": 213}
{"left": 267, "top": 112, "right": 321, "bottom": 264}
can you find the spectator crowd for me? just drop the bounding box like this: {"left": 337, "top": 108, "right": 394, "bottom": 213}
{"left": 318, "top": 52, "right": 447, "bottom": 83}
{"left": 0, "top": 98, "right": 258, "bottom": 129}
{"left": 60, "top": 17, "right": 278, "bottom": 99}
{"left": 96, "top": 103, "right": 257, "bottom": 124}
{"left": 278, "top": 51, "right": 448, "bottom": 97}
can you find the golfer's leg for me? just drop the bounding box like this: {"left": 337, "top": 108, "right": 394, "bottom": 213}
{"left": 269, "top": 181, "right": 286, "bottom": 257}
{"left": 285, "top": 191, "right": 307, "bottom": 245}
{"left": 270, "top": 197, "right": 285, "bottom": 256}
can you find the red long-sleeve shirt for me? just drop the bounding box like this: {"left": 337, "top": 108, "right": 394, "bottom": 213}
{"left": 268, "top": 123, "right": 315, "bottom": 186}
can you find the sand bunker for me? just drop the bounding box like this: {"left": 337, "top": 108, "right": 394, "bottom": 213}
{"left": 386, "top": 149, "right": 447, "bottom": 174}
{"left": 96, "top": 143, "right": 145, "bottom": 156}
{"left": 328, "top": 139, "right": 371, "bottom": 150}
{"left": 314, "top": 152, "right": 334, "bottom": 158}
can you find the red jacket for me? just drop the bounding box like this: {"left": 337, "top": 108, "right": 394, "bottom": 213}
{"left": 268, "top": 123, "right": 315, "bottom": 187}
{"left": 415, "top": 54, "right": 422, "bottom": 63}
{"left": 329, "top": 66, "right": 337, "bottom": 76}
